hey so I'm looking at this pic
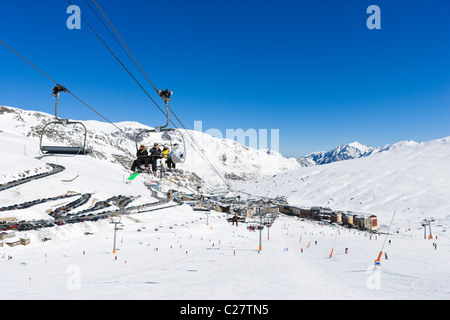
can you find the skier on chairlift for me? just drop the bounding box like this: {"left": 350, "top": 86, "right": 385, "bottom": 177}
{"left": 171, "top": 143, "right": 184, "bottom": 164}
{"left": 162, "top": 144, "right": 175, "bottom": 171}
{"left": 131, "top": 145, "right": 150, "bottom": 172}
{"left": 162, "top": 144, "right": 176, "bottom": 170}
{"left": 149, "top": 142, "right": 162, "bottom": 175}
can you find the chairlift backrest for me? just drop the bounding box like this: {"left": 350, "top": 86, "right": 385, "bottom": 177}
{"left": 39, "top": 85, "right": 91, "bottom": 156}
{"left": 40, "top": 120, "right": 91, "bottom": 155}
{"left": 134, "top": 89, "right": 186, "bottom": 163}
{"left": 135, "top": 128, "right": 186, "bottom": 163}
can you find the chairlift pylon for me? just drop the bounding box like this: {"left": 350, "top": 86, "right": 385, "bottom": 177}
{"left": 39, "top": 85, "right": 91, "bottom": 156}
{"left": 134, "top": 89, "right": 186, "bottom": 164}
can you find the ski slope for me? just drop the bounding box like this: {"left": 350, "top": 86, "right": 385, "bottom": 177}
{"left": 1, "top": 106, "right": 449, "bottom": 299}
{"left": 1, "top": 209, "right": 449, "bottom": 300}
{"left": 0, "top": 105, "right": 301, "bottom": 189}
{"left": 234, "top": 136, "right": 450, "bottom": 228}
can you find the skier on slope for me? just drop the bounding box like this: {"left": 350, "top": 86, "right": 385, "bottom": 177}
{"left": 232, "top": 213, "right": 239, "bottom": 226}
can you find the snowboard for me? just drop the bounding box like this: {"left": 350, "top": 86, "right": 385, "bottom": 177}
{"left": 127, "top": 172, "right": 140, "bottom": 181}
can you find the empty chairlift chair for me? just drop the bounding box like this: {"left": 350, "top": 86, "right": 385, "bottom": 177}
{"left": 39, "top": 85, "right": 92, "bottom": 156}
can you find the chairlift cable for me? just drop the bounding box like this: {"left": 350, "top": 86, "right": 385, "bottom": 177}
{"left": 85, "top": 0, "right": 227, "bottom": 179}
{"left": 2, "top": 18, "right": 232, "bottom": 195}
{"left": 67, "top": 0, "right": 167, "bottom": 121}
{"left": 0, "top": 39, "right": 124, "bottom": 135}
{"left": 90, "top": 0, "right": 160, "bottom": 96}
{"left": 73, "top": 1, "right": 237, "bottom": 194}
{"left": 72, "top": 0, "right": 211, "bottom": 168}
{"left": 73, "top": 0, "right": 206, "bottom": 164}
{"left": 81, "top": 0, "right": 180, "bottom": 126}
{"left": 82, "top": 0, "right": 138, "bottom": 72}
{"left": 83, "top": 0, "right": 235, "bottom": 191}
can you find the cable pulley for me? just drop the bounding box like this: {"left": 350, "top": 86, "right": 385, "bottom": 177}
{"left": 158, "top": 89, "right": 173, "bottom": 103}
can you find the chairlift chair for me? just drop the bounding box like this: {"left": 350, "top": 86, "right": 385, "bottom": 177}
{"left": 134, "top": 89, "right": 186, "bottom": 164}
{"left": 39, "top": 85, "right": 91, "bottom": 156}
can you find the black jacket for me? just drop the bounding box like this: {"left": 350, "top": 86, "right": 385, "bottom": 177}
{"left": 137, "top": 148, "right": 149, "bottom": 158}
{"left": 149, "top": 147, "right": 162, "bottom": 158}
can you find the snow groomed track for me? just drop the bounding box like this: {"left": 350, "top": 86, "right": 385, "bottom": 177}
{"left": 0, "top": 163, "right": 65, "bottom": 192}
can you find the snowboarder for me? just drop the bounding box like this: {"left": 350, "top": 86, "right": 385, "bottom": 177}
{"left": 131, "top": 145, "right": 150, "bottom": 172}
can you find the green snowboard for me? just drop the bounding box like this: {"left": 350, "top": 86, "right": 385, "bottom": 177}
{"left": 127, "top": 172, "right": 140, "bottom": 181}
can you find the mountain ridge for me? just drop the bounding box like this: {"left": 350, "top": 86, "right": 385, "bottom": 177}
{"left": 235, "top": 135, "right": 450, "bottom": 223}
{"left": 297, "top": 141, "right": 383, "bottom": 167}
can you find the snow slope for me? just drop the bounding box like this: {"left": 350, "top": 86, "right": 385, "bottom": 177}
{"left": 1, "top": 209, "right": 449, "bottom": 300}
{"left": 0, "top": 106, "right": 301, "bottom": 189}
{"left": 1, "top": 106, "right": 449, "bottom": 300}
{"left": 234, "top": 136, "right": 450, "bottom": 227}
{"left": 0, "top": 132, "right": 155, "bottom": 221}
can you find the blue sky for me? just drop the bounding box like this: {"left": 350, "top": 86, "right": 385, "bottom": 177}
{"left": 0, "top": 0, "right": 449, "bottom": 157}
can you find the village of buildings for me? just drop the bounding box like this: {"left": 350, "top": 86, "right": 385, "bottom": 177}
{"left": 175, "top": 191, "right": 378, "bottom": 233}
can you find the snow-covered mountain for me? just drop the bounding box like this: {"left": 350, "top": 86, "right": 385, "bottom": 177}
{"left": 297, "top": 141, "right": 381, "bottom": 167}
{"left": 235, "top": 136, "right": 450, "bottom": 226}
{"left": 2, "top": 105, "right": 450, "bottom": 300}
{"left": 0, "top": 106, "right": 301, "bottom": 190}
